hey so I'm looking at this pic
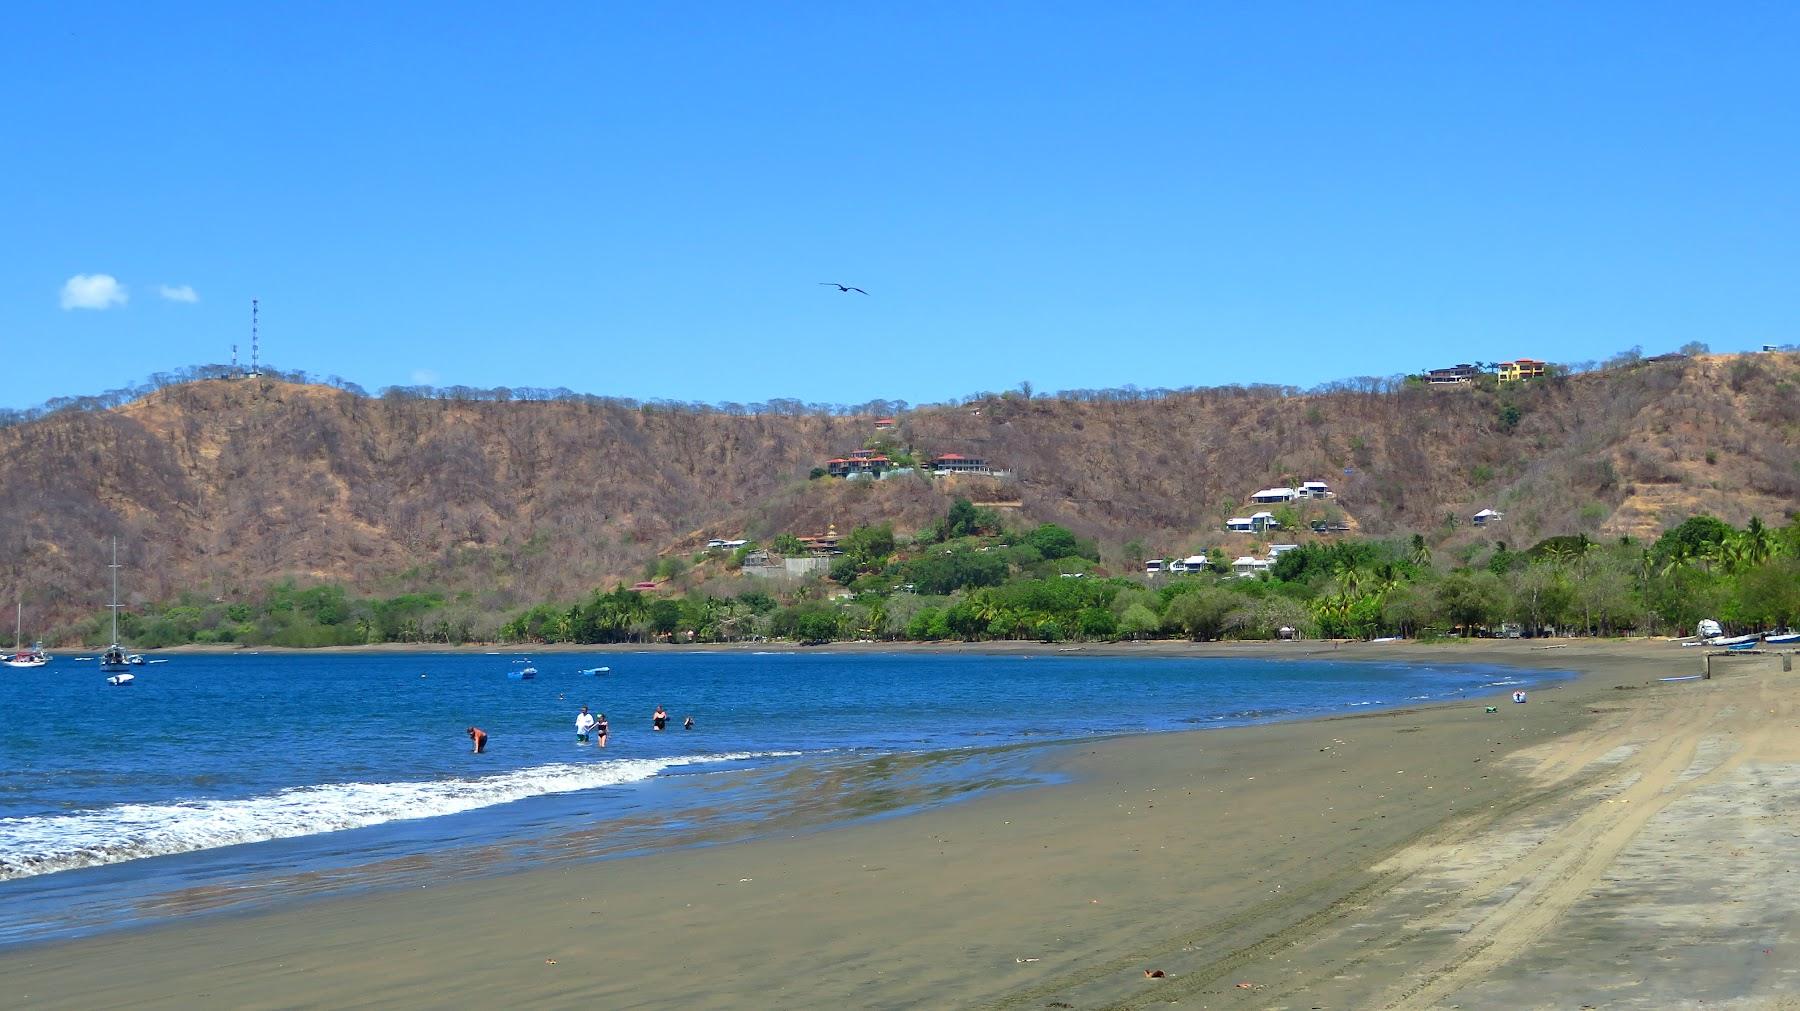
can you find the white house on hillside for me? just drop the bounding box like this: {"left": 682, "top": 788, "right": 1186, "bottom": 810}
{"left": 1232, "top": 555, "right": 1272, "bottom": 577}
{"left": 1226, "top": 516, "right": 1254, "bottom": 532}
{"left": 1299, "top": 481, "right": 1333, "bottom": 499}
{"left": 1250, "top": 487, "right": 1298, "bottom": 504}
{"left": 1473, "top": 508, "right": 1504, "bottom": 526}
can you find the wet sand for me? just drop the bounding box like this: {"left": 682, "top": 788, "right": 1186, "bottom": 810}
{"left": 7, "top": 640, "right": 1799, "bottom": 1009}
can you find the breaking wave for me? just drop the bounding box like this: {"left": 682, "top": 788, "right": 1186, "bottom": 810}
{"left": 0, "top": 751, "right": 799, "bottom": 881}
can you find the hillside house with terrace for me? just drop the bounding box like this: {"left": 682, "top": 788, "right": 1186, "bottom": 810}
{"left": 931, "top": 453, "right": 992, "bottom": 475}
{"left": 1427, "top": 364, "right": 1482, "bottom": 385}
{"left": 795, "top": 526, "right": 843, "bottom": 554}
{"left": 1250, "top": 487, "right": 1298, "bottom": 504}
{"left": 826, "top": 449, "right": 892, "bottom": 478}
{"left": 873, "top": 417, "right": 896, "bottom": 430}
{"left": 1232, "top": 555, "right": 1272, "bottom": 577}
{"left": 1299, "top": 480, "right": 1333, "bottom": 499}
{"left": 1226, "top": 512, "right": 1281, "bottom": 533}
{"left": 1497, "top": 359, "right": 1547, "bottom": 382}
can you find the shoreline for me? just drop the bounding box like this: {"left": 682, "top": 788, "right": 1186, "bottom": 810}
{"left": 144, "top": 634, "right": 1623, "bottom": 658}
{"left": 6, "top": 641, "right": 1793, "bottom": 1008}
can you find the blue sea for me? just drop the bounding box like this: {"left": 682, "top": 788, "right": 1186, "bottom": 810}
{"left": 0, "top": 650, "right": 1564, "bottom": 946}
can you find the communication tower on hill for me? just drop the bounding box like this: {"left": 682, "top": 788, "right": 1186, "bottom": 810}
{"left": 250, "top": 298, "right": 262, "bottom": 377}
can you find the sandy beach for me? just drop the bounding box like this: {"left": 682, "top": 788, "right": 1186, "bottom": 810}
{"left": 6, "top": 640, "right": 1798, "bottom": 1009}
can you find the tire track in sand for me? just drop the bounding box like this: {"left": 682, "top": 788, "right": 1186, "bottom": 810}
{"left": 1378, "top": 680, "right": 1776, "bottom": 1009}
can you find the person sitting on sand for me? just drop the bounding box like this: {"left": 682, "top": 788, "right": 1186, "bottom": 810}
{"left": 683, "top": 715, "right": 694, "bottom": 731}
{"left": 653, "top": 706, "right": 668, "bottom": 732}
{"left": 467, "top": 726, "right": 488, "bottom": 753}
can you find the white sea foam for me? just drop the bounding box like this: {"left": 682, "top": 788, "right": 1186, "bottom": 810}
{"left": 0, "top": 751, "right": 799, "bottom": 881}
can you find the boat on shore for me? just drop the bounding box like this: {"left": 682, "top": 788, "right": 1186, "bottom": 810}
{"left": 1766, "top": 630, "right": 1799, "bottom": 645}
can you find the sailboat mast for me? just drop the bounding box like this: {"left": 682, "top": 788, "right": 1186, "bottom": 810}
{"left": 13, "top": 599, "right": 20, "bottom": 653}
{"left": 109, "top": 537, "right": 121, "bottom": 645}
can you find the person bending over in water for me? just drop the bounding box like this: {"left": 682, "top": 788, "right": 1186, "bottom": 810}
{"left": 467, "top": 726, "right": 488, "bottom": 753}
{"left": 595, "top": 713, "right": 609, "bottom": 749}
{"left": 683, "top": 715, "right": 694, "bottom": 731}
{"left": 653, "top": 706, "right": 668, "bottom": 732}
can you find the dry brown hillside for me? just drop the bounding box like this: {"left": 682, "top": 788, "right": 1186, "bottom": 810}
{"left": 2, "top": 352, "right": 1796, "bottom": 624}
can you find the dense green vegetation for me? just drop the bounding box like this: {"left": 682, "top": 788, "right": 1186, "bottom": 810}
{"left": 494, "top": 505, "right": 1798, "bottom": 645}
{"left": 83, "top": 501, "right": 1799, "bottom": 649}
{"left": 78, "top": 583, "right": 474, "bottom": 648}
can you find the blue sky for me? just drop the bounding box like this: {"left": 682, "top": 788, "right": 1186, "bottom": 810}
{"left": 4, "top": 3, "right": 1795, "bottom": 409}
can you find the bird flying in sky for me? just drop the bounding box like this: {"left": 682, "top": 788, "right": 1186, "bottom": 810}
{"left": 819, "top": 283, "right": 869, "bottom": 294}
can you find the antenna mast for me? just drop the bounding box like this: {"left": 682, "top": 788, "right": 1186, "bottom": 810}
{"left": 250, "top": 299, "right": 261, "bottom": 377}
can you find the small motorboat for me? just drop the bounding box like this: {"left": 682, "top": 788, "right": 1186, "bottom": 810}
{"left": 126, "top": 654, "right": 146, "bottom": 665}
{"left": 1725, "top": 640, "right": 1758, "bottom": 652}
{"left": 1765, "top": 631, "right": 1799, "bottom": 645}
{"left": 507, "top": 666, "right": 537, "bottom": 681}
{"left": 107, "top": 672, "right": 135, "bottom": 686}
{"left": 581, "top": 666, "right": 611, "bottom": 676}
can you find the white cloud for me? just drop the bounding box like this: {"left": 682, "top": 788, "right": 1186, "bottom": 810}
{"left": 156, "top": 284, "right": 199, "bottom": 303}
{"left": 60, "top": 273, "right": 128, "bottom": 310}
{"left": 411, "top": 369, "right": 441, "bottom": 384}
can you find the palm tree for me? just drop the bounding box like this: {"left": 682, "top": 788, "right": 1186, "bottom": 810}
{"left": 1657, "top": 540, "right": 1694, "bottom": 579}
{"left": 1742, "top": 517, "right": 1773, "bottom": 566}
{"left": 971, "top": 591, "right": 1004, "bottom": 626}
{"left": 1409, "top": 534, "right": 1431, "bottom": 567}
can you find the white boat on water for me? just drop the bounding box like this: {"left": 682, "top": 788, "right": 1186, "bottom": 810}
{"left": 5, "top": 599, "right": 50, "bottom": 668}
{"left": 107, "top": 672, "right": 135, "bottom": 686}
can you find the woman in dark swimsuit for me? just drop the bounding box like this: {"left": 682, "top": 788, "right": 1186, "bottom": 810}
{"left": 595, "top": 713, "right": 609, "bottom": 749}
{"left": 652, "top": 706, "right": 668, "bottom": 731}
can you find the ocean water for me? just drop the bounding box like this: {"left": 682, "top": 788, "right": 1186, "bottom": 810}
{"left": 0, "top": 650, "right": 1564, "bottom": 945}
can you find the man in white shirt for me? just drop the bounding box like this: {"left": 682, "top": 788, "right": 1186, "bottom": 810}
{"left": 575, "top": 705, "right": 596, "bottom": 743}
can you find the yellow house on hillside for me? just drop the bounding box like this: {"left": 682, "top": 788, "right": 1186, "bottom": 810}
{"left": 1497, "top": 358, "right": 1547, "bottom": 383}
